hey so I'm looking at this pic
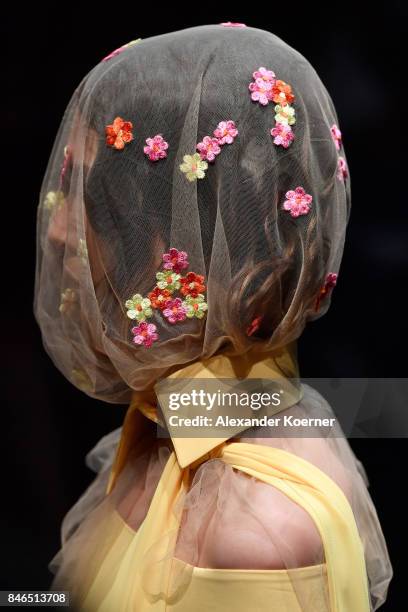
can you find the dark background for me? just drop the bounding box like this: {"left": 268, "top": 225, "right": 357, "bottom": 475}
{"left": 2, "top": 4, "right": 406, "bottom": 610}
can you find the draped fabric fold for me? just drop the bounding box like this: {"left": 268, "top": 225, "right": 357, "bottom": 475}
{"left": 94, "top": 345, "right": 370, "bottom": 611}
{"left": 81, "top": 441, "right": 370, "bottom": 611}
{"left": 49, "top": 376, "right": 392, "bottom": 611}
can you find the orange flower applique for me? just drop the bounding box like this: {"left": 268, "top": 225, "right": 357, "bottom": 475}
{"left": 148, "top": 286, "right": 172, "bottom": 310}
{"left": 180, "top": 272, "right": 206, "bottom": 298}
{"left": 272, "top": 80, "right": 295, "bottom": 106}
{"left": 105, "top": 117, "right": 134, "bottom": 150}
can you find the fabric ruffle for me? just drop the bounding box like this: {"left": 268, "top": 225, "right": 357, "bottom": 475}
{"left": 49, "top": 384, "right": 392, "bottom": 611}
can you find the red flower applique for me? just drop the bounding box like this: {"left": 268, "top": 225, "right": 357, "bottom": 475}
{"left": 180, "top": 272, "right": 206, "bottom": 297}
{"left": 148, "top": 287, "right": 172, "bottom": 310}
{"left": 105, "top": 117, "right": 134, "bottom": 150}
{"left": 246, "top": 315, "right": 263, "bottom": 337}
{"left": 315, "top": 273, "right": 338, "bottom": 312}
{"left": 162, "top": 248, "right": 189, "bottom": 273}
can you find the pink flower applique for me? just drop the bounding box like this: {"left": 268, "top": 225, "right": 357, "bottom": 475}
{"left": 197, "top": 136, "right": 222, "bottom": 162}
{"left": 144, "top": 134, "right": 169, "bottom": 161}
{"left": 324, "top": 272, "right": 338, "bottom": 290}
{"left": 163, "top": 297, "right": 188, "bottom": 324}
{"left": 220, "top": 22, "right": 247, "bottom": 27}
{"left": 248, "top": 78, "right": 273, "bottom": 106}
{"left": 162, "top": 248, "right": 189, "bottom": 273}
{"left": 337, "top": 157, "right": 348, "bottom": 181}
{"left": 213, "top": 120, "right": 238, "bottom": 145}
{"left": 252, "top": 67, "right": 276, "bottom": 82}
{"left": 271, "top": 122, "right": 295, "bottom": 148}
{"left": 131, "top": 322, "right": 159, "bottom": 347}
{"left": 248, "top": 67, "right": 276, "bottom": 106}
{"left": 331, "top": 124, "right": 342, "bottom": 150}
{"left": 315, "top": 273, "right": 338, "bottom": 311}
{"left": 283, "top": 187, "right": 312, "bottom": 218}
{"left": 59, "top": 145, "right": 71, "bottom": 188}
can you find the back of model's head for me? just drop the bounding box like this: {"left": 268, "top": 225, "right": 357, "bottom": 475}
{"left": 34, "top": 25, "right": 350, "bottom": 402}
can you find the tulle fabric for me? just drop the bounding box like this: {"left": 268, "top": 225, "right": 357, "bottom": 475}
{"left": 49, "top": 384, "right": 392, "bottom": 611}
{"left": 34, "top": 25, "right": 350, "bottom": 403}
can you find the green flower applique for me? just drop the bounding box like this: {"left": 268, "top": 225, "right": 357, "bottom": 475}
{"left": 183, "top": 294, "right": 208, "bottom": 319}
{"left": 125, "top": 294, "right": 153, "bottom": 321}
{"left": 77, "top": 239, "right": 88, "bottom": 264}
{"left": 179, "top": 153, "right": 208, "bottom": 182}
{"left": 156, "top": 271, "right": 181, "bottom": 292}
{"left": 59, "top": 288, "right": 77, "bottom": 314}
{"left": 274, "top": 104, "right": 296, "bottom": 126}
{"left": 43, "top": 190, "right": 65, "bottom": 213}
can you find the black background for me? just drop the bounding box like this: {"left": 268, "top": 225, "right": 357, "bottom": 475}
{"left": 2, "top": 4, "right": 406, "bottom": 610}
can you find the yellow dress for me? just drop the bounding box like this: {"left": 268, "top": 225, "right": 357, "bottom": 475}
{"left": 50, "top": 346, "right": 387, "bottom": 611}
{"left": 77, "top": 442, "right": 368, "bottom": 612}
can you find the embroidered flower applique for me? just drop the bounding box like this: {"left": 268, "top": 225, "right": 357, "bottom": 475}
{"left": 315, "top": 273, "right": 338, "bottom": 312}
{"left": 179, "top": 153, "right": 208, "bottom": 182}
{"left": 249, "top": 68, "right": 296, "bottom": 149}
{"left": 337, "top": 157, "right": 348, "bottom": 181}
{"left": 144, "top": 134, "right": 169, "bottom": 161}
{"left": 331, "top": 124, "right": 342, "bottom": 151}
{"left": 249, "top": 78, "right": 274, "bottom": 106}
{"left": 131, "top": 322, "right": 159, "bottom": 347}
{"left": 271, "top": 122, "right": 294, "bottom": 148}
{"left": 105, "top": 117, "right": 134, "bottom": 150}
{"left": 331, "top": 124, "right": 348, "bottom": 182}
{"left": 59, "top": 288, "right": 77, "bottom": 314}
{"left": 197, "top": 136, "right": 222, "bottom": 162}
{"left": 220, "top": 22, "right": 247, "bottom": 27}
{"left": 181, "top": 121, "right": 238, "bottom": 181}
{"left": 283, "top": 187, "right": 313, "bottom": 218}
{"left": 102, "top": 39, "right": 141, "bottom": 62}
{"left": 213, "top": 120, "right": 238, "bottom": 145}
{"left": 125, "top": 248, "right": 208, "bottom": 347}
{"left": 77, "top": 239, "right": 88, "bottom": 265}
{"left": 180, "top": 272, "right": 206, "bottom": 297}
{"left": 163, "top": 297, "right": 188, "bottom": 324}
{"left": 162, "top": 248, "right": 189, "bottom": 273}
{"left": 184, "top": 294, "right": 208, "bottom": 319}
{"left": 59, "top": 145, "right": 71, "bottom": 187}
{"left": 253, "top": 67, "right": 276, "bottom": 82}
{"left": 246, "top": 315, "right": 263, "bottom": 337}
{"left": 272, "top": 80, "right": 294, "bottom": 106}
{"left": 156, "top": 271, "right": 182, "bottom": 292}
{"left": 274, "top": 104, "right": 296, "bottom": 126}
{"left": 43, "top": 190, "right": 65, "bottom": 213}
{"left": 125, "top": 294, "right": 153, "bottom": 321}
{"left": 148, "top": 287, "right": 172, "bottom": 310}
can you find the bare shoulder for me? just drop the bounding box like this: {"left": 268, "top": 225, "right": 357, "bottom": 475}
{"left": 177, "top": 437, "right": 354, "bottom": 570}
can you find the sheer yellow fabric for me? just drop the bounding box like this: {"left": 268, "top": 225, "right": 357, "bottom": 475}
{"left": 61, "top": 346, "right": 371, "bottom": 611}
{"left": 76, "top": 441, "right": 370, "bottom": 611}
{"left": 84, "top": 507, "right": 329, "bottom": 612}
